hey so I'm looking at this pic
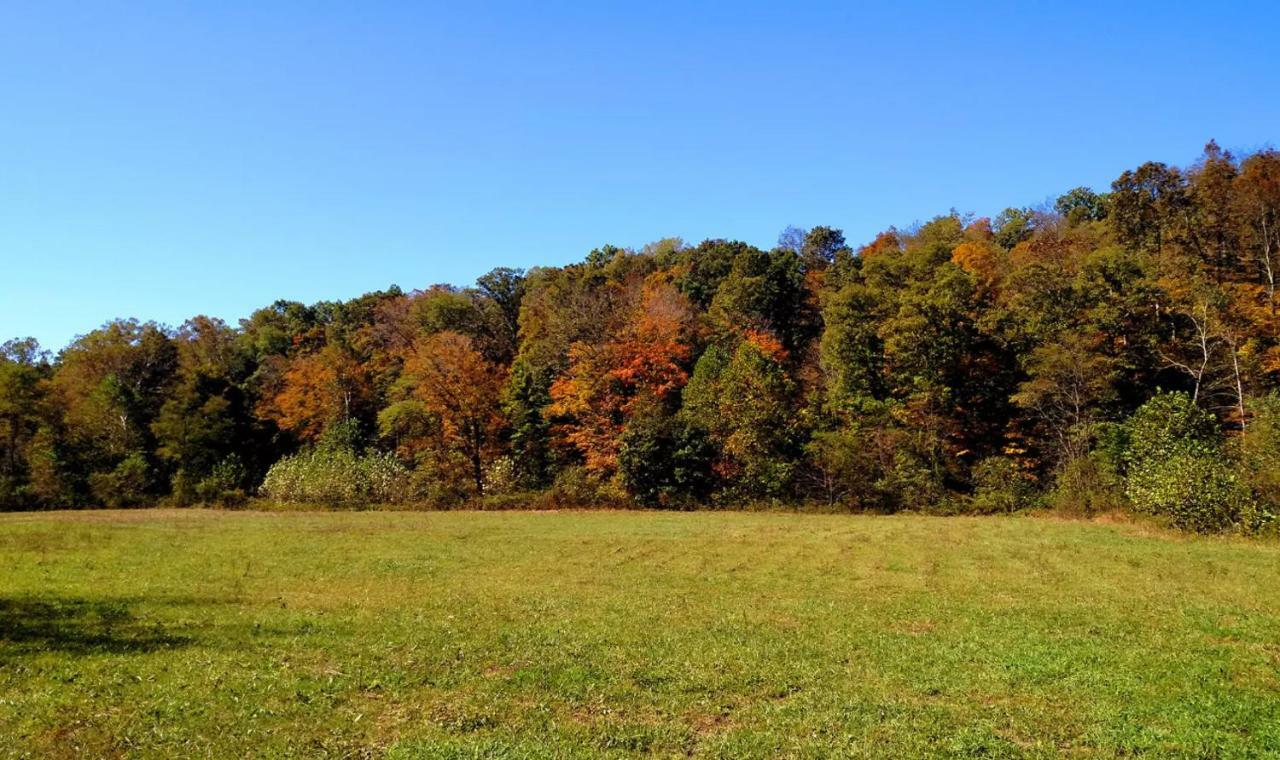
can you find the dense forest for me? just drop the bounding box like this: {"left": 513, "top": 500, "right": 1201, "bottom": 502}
{"left": 3, "top": 142, "right": 1280, "bottom": 532}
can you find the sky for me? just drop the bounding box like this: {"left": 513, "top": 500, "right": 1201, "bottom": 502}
{"left": 2, "top": 1, "right": 1278, "bottom": 352}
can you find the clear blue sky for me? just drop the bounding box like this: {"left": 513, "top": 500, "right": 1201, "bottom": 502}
{"left": 2, "top": 1, "right": 1277, "bottom": 351}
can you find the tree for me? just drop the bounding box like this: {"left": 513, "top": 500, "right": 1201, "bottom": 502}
{"left": 820, "top": 283, "right": 886, "bottom": 410}
{"left": 548, "top": 280, "right": 695, "bottom": 475}
{"left": 993, "top": 207, "right": 1036, "bottom": 250}
{"left": 401, "top": 332, "right": 506, "bottom": 496}
{"left": 151, "top": 317, "right": 257, "bottom": 499}
{"left": 1124, "top": 392, "right": 1253, "bottom": 533}
{"left": 1055, "top": 187, "right": 1107, "bottom": 224}
{"left": 475, "top": 267, "right": 527, "bottom": 363}
{"left": 800, "top": 226, "right": 849, "bottom": 271}
{"left": 1012, "top": 333, "right": 1118, "bottom": 466}
{"left": 708, "top": 246, "right": 813, "bottom": 353}
{"left": 1109, "top": 162, "right": 1187, "bottom": 254}
{"left": 1235, "top": 150, "right": 1280, "bottom": 314}
{"left": 504, "top": 361, "right": 554, "bottom": 488}
{"left": 258, "top": 345, "right": 371, "bottom": 443}
{"left": 0, "top": 339, "right": 50, "bottom": 508}
{"left": 618, "top": 404, "right": 715, "bottom": 507}
{"left": 52, "top": 320, "right": 178, "bottom": 504}
{"left": 682, "top": 335, "right": 799, "bottom": 498}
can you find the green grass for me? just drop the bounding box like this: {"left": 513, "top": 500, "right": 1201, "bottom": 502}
{"left": 1, "top": 510, "right": 1278, "bottom": 758}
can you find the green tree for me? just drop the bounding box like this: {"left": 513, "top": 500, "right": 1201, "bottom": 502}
{"left": 0, "top": 339, "right": 51, "bottom": 508}
{"left": 682, "top": 338, "right": 799, "bottom": 498}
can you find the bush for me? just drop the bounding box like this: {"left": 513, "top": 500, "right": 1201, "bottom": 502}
{"left": 260, "top": 448, "right": 414, "bottom": 505}
{"left": 801, "top": 399, "right": 948, "bottom": 512}
{"left": 618, "top": 415, "right": 715, "bottom": 507}
{"left": 968, "top": 456, "right": 1037, "bottom": 514}
{"left": 196, "top": 456, "right": 249, "bottom": 506}
{"left": 482, "top": 456, "right": 518, "bottom": 497}
{"left": 1050, "top": 451, "right": 1125, "bottom": 515}
{"left": 1123, "top": 392, "right": 1254, "bottom": 533}
{"left": 1234, "top": 394, "right": 1280, "bottom": 530}
{"left": 1127, "top": 448, "right": 1253, "bottom": 533}
{"left": 537, "top": 466, "right": 627, "bottom": 508}
{"left": 802, "top": 429, "right": 875, "bottom": 508}
{"left": 1125, "top": 391, "right": 1218, "bottom": 465}
{"left": 88, "top": 454, "right": 152, "bottom": 508}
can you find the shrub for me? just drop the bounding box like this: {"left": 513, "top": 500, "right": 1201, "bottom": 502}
{"left": 0, "top": 475, "right": 22, "bottom": 511}
{"left": 879, "top": 449, "right": 946, "bottom": 512}
{"left": 89, "top": 454, "right": 152, "bottom": 508}
{"left": 968, "top": 456, "right": 1037, "bottom": 514}
{"left": 1050, "top": 451, "right": 1126, "bottom": 515}
{"left": 260, "top": 448, "right": 414, "bottom": 505}
{"left": 1234, "top": 394, "right": 1280, "bottom": 530}
{"left": 481, "top": 456, "right": 518, "bottom": 497}
{"left": 618, "top": 414, "right": 715, "bottom": 507}
{"left": 1123, "top": 392, "right": 1254, "bottom": 533}
{"left": 1126, "top": 448, "right": 1253, "bottom": 533}
{"left": 1125, "top": 391, "right": 1219, "bottom": 466}
{"left": 196, "top": 456, "right": 249, "bottom": 506}
{"left": 801, "top": 398, "right": 948, "bottom": 512}
{"left": 537, "top": 466, "right": 627, "bottom": 508}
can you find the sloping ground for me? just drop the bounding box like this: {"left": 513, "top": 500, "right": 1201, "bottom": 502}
{"left": 1, "top": 509, "right": 1277, "bottom": 758}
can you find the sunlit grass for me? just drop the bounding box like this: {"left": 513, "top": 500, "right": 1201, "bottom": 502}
{"left": 1, "top": 509, "right": 1278, "bottom": 758}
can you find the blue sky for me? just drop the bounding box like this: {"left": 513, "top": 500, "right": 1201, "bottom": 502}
{"left": 2, "top": 1, "right": 1277, "bottom": 351}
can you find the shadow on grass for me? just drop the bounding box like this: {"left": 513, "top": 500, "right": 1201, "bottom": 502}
{"left": 0, "top": 595, "right": 221, "bottom": 658}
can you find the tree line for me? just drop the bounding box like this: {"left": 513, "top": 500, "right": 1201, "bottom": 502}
{"left": 3, "top": 141, "right": 1279, "bottom": 532}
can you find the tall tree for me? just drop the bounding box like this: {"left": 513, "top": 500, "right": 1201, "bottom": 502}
{"left": 400, "top": 332, "right": 506, "bottom": 495}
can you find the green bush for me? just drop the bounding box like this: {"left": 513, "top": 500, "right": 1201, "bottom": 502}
{"left": 1050, "top": 451, "right": 1126, "bottom": 515}
{"left": 196, "top": 456, "right": 249, "bottom": 506}
{"left": 537, "top": 466, "right": 627, "bottom": 508}
{"left": 88, "top": 454, "right": 152, "bottom": 508}
{"left": 260, "top": 448, "right": 414, "bottom": 505}
{"left": 618, "top": 414, "right": 715, "bottom": 507}
{"left": 1234, "top": 394, "right": 1280, "bottom": 530}
{"left": 1126, "top": 448, "right": 1253, "bottom": 533}
{"left": 171, "top": 456, "right": 248, "bottom": 507}
{"left": 968, "top": 456, "right": 1037, "bottom": 514}
{"left": 1123, "top": 392, "right": 1254, "bottom": 533}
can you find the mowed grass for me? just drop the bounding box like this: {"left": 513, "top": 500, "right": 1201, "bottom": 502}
{"left": 1, "top": 510, "right": 1278, "bottom": 758}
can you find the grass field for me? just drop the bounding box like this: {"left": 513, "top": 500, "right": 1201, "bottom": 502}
{"left": 1, "top": 510, "right": 1278, "bottom": 758}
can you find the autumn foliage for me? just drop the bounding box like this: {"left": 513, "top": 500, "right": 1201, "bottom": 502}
{"left": 3, "top": 143, "right": 1280, "bottom": 531}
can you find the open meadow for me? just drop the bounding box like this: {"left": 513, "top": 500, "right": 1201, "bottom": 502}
{"left": 1, "top": 509, "right": 1278, "bottom": 758}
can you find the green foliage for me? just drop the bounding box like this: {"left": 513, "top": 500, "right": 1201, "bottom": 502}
{"left": 0, "top": 339, "right": 51, "bottom": 509}
{"left": 820, "top": 283, "right": 886, "bottom": 407}
{"left": 88, "top": 453, "right": 152, "bottom": 508}
{"left": 536, "top": 465, "right": 626, "bottom": 508}
{"left": 8, "top": 144, "right": 1280, "bottom": 532}
{"left": 618, "top": 412, "right": 715, "bottom": 507}
{"left": 1235, "top": 394, "right": 1280, "bottom": 528}
{"left": 993, "top": 207, "right": 1035, "bottom": 249}
{"left": 968, "top": 457, "right": 1038, "bottom": 514}
{"left": 707, "top": 247, "right": 812, "bottom": 350}
{"left": 683, "top": 341, "right": 799, "bottom": 499}
{"left": 316, "top": 416, "right": 367, "bottom": 453}
{"left": 1055, "top": 186, "right": 1107, "bottom": 224}
{"left": 1049, "top": 449, "right": 1127, "bottom": 515}
{"left": 259, "top": 448, "right": 414, "bottom": 505}
{"left": 1124, "top": 391, "right": 1218, "bottom": 466}
{"left": 1123, "top": 392, "right": 1255, "bottom": 532}
{"left": 503, "top": 361, "right": 554, "bottom": 489}
{"left": 1127, "top": 448, "right": 1254, "bottom": 533}
{"left": 801, "top": 399, "right": 946, "bottom": 511}
{"left": 800, "top": 225, "right": 849, "bottom": 270}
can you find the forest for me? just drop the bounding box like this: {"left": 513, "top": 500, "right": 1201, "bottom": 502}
{"left": 3, "top": 141, "right": 1279, "bottom": 533}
